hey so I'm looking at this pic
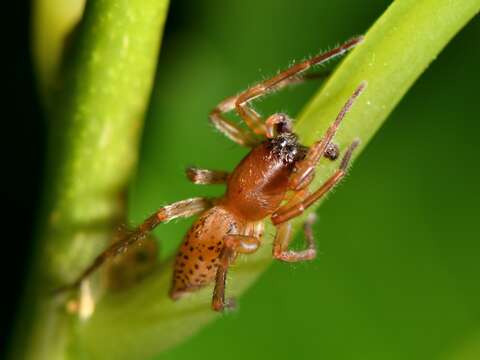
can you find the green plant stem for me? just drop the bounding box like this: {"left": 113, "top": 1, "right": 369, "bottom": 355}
{"left": 76, "top": 1, "right": 478, "bottom": 359}
{"left": 10, "top": 1, "right": 170, "bottom": 360}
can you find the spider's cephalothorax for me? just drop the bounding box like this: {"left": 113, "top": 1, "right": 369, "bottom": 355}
{"left": 57, "top": 36, "right": 366, "bottom": 313}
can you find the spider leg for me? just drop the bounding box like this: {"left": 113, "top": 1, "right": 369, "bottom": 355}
{"left": 272, "top": 140, "right": 359, "bottom": 225}
{"left": 210, "top": 36, "right": 364, "bottom": 143}
{"left": 212, "top": 234, "right": 261, "bottom": 312}
{"left": 290, "top": 81, "right": 366, "bottom": 190}
{"left": 295, "top": 69, "right": 333, "bottom": 82}
{"left": 105, "top": 233, "right": 159, "bottom": 291}
{"left": 185, "top": 167, "right": 230, "bottom": 185}
{"left": 54, "top": 197, "right": 213, "bottom": 294}
{"left": 273, "top": 213, "right": 317, "bottom": 262}
{"left": 209, "top": 108, "right": 260, "bottom": 147}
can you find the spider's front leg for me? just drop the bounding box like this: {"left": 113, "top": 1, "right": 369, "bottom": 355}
{"left": 289, "top": 82, "right": 366, "bottom": 191}
{"left": 272, "top": 138, "right": 359, "bottom": 226}
{"left": 270, "top": 81, "right": 366, "bottom": 226}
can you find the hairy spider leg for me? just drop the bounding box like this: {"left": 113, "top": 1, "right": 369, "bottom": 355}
{"left": 54, "top": 197, "right": 212, "bottom": 294}
{"left": 273, "top": 213, "right": 317, "bottom": 262}
{"left": 212, "top": 225, "right": 263, "bottom": 312}
{"left": 272, "top": 139, "right": 359, "bottom": 225}
{"left": 209, "top": 70, "right": 333, "bottom": 147}
{"left": 209, "top": 36, "right": 364, "bottom": 145}
{"left": 289, "top": 81, "right": 366, "bottom": 190}
{"left": 185, "top": 167, "right": 230, "bottom": 185}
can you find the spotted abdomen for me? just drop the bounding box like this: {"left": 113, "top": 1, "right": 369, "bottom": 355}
{"left": 170, "top": 205, "right": 242, "bottom": 299}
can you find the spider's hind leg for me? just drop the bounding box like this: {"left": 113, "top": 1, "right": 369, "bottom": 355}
{"left": 54, "top": 197, "right": 213, "bottom": 294}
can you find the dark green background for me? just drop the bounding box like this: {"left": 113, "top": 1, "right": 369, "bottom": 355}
{"left": 130, "top": 1, "right": 480, "bottom": 359}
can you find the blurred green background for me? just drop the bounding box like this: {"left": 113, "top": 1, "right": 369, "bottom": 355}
{"left": 128, "top": 1, "right": 479, "bottom": 359}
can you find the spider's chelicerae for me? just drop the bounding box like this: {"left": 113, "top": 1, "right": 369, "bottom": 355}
{"left": 59, "top": 36, "right": 367, "bottom": 312}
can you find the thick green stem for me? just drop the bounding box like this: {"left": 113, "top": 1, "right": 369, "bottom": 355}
{"left": 76, "top": 1, "right": 479, "bottom": 359}
{"left": 10, "top": 1, "right": 170, "bottom": 360}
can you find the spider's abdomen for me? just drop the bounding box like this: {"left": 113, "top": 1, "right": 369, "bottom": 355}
{"left": 170, "top": 206, "right": 243, "bottom": 299}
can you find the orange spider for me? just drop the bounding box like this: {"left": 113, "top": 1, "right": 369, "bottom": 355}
{"left": 58, "top": 36, "right": 366, "bottom": 311}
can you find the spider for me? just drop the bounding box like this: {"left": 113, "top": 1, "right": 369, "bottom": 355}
{"left": 58, "top": 36, "right": 366, "bottom": 312}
